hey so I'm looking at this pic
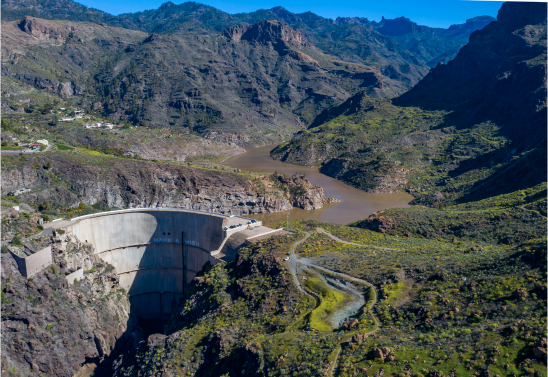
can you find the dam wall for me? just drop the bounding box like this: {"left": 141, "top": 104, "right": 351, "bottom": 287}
{"left": 64, "top": 209, "right": 245, "bottom": 319}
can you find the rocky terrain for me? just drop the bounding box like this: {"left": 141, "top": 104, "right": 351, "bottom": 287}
{"left": 354, "top": 15, "right": 496, "bottom": 66}
{"left": 1, "top": 233, "right": 139, "bottom": 377}
{"left": 1, "top": 1, "right": 546, "bottom": 377}
{"left": 53, "top": 124, "right": 246, "bottom": 163}
{"left": 273, "top": 173, "right": 339, "bottom": 210}
{"left": 1, "top": 149, "right": 338, "bottom": 224}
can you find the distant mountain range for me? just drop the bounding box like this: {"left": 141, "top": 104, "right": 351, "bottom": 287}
{"left": 1, "top": 0, "right": 496, "bottom": 145}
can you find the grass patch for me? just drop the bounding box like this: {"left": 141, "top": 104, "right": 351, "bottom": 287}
{"left": 305, "top": 275, "right": 352, "bottom": 332}
{"left": 56, "top": 144, "right": 73, "bottom": 151}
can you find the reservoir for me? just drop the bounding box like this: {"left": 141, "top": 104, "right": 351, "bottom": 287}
{"left": 225, "top": 144, "right": 414, "bottom": 225}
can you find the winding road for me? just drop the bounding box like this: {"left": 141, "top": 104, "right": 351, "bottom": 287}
{"left": 284, "top": 229, "right": 382, "bottom": 377}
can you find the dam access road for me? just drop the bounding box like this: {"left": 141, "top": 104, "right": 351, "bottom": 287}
{"left": 42, "top": 208, "right": 288, "bottom": 319}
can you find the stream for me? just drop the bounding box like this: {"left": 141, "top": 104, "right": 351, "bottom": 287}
{"left": 224, "top": 144, "right": 414, "bottom": 225}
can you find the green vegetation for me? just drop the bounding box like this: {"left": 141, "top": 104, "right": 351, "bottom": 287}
{"left": 305, "top": 275, "right": 352, "bottom": 332}
{"left": 10, "top": 236, "right": 22, "bottom": 246}
{"left": 55, "top": 144, "right": 73, "bottom": 151}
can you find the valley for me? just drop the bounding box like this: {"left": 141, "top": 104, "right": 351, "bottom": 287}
{"left": 0, "top": 1, "right": 546, "bottom": 377}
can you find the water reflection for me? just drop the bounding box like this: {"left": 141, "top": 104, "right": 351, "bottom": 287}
{"left": 224, "top": 145, "right": 414, "bottom": 225}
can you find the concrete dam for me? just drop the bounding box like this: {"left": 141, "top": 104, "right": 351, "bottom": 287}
{"left": 62, "top": 209, "right": 284, "bottom": 319}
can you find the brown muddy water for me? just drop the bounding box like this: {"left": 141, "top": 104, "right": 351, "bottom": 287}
{"left": 224, "top": 144, "right": 414, "bottom": 225}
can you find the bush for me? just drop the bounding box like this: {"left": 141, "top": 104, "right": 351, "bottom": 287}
{"left": 11, "top": 236, "right": 22, "bottom": 246}
{"left": 1, "top": 245, "right": 10, "bottom": 254}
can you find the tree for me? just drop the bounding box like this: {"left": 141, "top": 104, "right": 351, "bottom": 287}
{"left": 49, "top": 114, "right": 58, "bottom": 127}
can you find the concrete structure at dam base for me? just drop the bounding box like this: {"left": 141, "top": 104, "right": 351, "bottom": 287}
{"left": 41, "top": 208, "right": 287, "bottom": 319}
{"left": 10, "top": 246, "right": 53, "bottom": 278}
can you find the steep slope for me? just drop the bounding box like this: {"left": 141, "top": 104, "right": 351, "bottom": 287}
{"left": 1, "top": 234, "right": 138, "bottom": 377}
{"left": 113, "top": 1, "right": 238, "bottom": 34}
{"left": 2, "top": 17, "right": 406, "bottom": 145}
{"left": 94, "top": 19, "right": 394, "bottom": 142}
{"left": 2, "top": 0, "right": 500, "bottom": 142}
{"left": 274, "top": 2, "right": 546, "bottom": 203}
{"left": 1, "top": 17, "right": 146, "bottom": 98}
{"left": 1, "top": 150, "right": 293, "bottom": 215}
{"left": 1, "top": 0, "right": 116, "bottom": 24}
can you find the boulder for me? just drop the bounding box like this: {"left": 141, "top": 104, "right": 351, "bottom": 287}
{"left": 352, "top": 333, "right": 368, "bottom": 343}
{"left": 513, "top": 288, "right": 528, "bottom": 298}
{"left": 532, "top": 347, "right": 546, "bottom": 358}
{"left": 373, "top": 347, "right": 391, "bottom": 360}
{"left": 342, "top": 318, "right": 359, "bottom": 330}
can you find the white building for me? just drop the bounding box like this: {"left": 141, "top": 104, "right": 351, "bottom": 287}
{"left": 36, "top": 139, "right": 49, "bottom": 146}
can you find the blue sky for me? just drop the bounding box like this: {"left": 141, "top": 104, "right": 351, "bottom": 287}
{"left": 78, "top": 0, "right": 504, "bottom": 28}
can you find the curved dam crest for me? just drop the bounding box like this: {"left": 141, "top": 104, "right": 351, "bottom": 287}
{"left": 62, "top": 209, "right": 278, "bottom": 319}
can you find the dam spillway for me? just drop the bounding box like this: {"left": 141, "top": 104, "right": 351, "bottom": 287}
{"left": 62, "top": 209, "right": 277, "bottom": 319}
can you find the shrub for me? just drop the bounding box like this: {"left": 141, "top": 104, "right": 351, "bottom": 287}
{"left": 11, "top": 236, "right": 22, "bottom": 246}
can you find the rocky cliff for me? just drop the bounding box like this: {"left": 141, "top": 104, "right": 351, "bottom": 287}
{"left": 394, "top": 1, "right": 547, "bottom": 146}
{"left": 1, "top": 151, "right": 292, "bottom": 215}
{"left": 18, "top": 16, "right": 69, "bottom": 43}
{"left": 1, "top": 233, "right": 139, "bottom": 377}
{"left": 222, "top": 19, "right": 309, "bottom": 48}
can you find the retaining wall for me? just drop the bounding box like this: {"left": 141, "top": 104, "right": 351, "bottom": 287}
{"left": 66, "top": 268, "right": 84, "bottom": 285}
{"left": 11, "top": 246, "right": 52, "bottom": 278}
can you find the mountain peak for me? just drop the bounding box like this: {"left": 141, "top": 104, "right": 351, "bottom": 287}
{"left": 377, "top": 16, "right": 429, "bottom": 36}
{"left": 497, "top": 1, "right": 547, "bottom": 30}
{"left": 160, "top": 1, "right": 176, "bottom": 8}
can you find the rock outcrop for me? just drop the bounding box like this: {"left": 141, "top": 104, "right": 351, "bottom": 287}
{"left": 276, "top": 174, "right": 339, "bottom": 210}
{"left": 320, "top": 158, "right": 409, "bottom": 194}
{"left": 223, "top": 19, "right": 309, "bottom": 48}
{"left": 18, "top": 16, "right": 68, "bottom": 44}
{"left": 354, "top": 213, "right": 397, "bottom": 233}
